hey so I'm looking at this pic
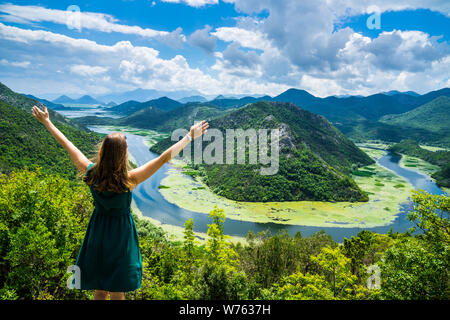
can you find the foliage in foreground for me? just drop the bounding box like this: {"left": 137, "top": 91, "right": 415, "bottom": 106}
{"left": 0, "top": 168, "right": 448, "bottom": 300}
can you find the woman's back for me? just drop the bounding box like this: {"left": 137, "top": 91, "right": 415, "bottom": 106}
{"left": 75, "top": 163, "right": 142, "bottom": 292}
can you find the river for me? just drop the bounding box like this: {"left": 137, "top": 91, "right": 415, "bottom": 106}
{"left": 86, "top": 125, "right": 447, "bottom": 242}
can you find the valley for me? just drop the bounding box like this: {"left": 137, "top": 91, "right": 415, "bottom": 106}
{"left": 1, "top": 81, "right": 448, "bottom": 242}
{"left": 84, "top": 124, "right": 446, "bottom": 242}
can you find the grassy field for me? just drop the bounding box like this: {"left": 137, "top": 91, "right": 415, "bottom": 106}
{"left": 419, "top": 145, "right": 449, "bottom": 152}
{"left": 398, "top": 154, "right": 441, "bottom": 176}
{"left": 157, "top": 146, "right": 414, "bottom": 228}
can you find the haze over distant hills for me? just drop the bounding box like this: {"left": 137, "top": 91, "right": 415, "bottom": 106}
{"left": 94, "top": 88, "right": 207, "bottom": 104}
{"left": 53, "top": 94, "right": 104, "bottom": 105}
{"left": 67, "top": 85, "right": 450, "bottom": 147}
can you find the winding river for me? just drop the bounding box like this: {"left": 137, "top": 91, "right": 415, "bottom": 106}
{"left": 87, "top": 126, "right": 447, "bottom": 242}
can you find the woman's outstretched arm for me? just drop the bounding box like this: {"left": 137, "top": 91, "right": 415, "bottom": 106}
{"left": 129, "top": 120, "right": 209, "bottom": 187}
{"left": 31, "top": 105, "right": 91, "bottom": 174}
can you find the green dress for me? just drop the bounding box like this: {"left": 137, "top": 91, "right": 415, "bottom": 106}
{"left": 75, "top": 163, "right": 142, "bottom": 292}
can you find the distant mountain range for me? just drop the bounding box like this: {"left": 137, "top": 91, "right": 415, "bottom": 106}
{"left": 381, "top": 90, "right": 420, "bottom": 96}
{"left": 24, "top": 94, "right": 69, "bottom": 111}
{"left": 177, "top": 95, "right": 207, "bottom": 103}
{"left": 107, "top": 96, "right": 183, "bottom": 115}
{"left": 53, "top": 94, "right": 104, "bottom": 105}
{"left": 25, "top": 83, "right": 450, "bottom": 148}
{"left": 95, "top": 88, "right": 206, "bottom": 104}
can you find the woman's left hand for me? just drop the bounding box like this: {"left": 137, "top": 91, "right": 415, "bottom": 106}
{"left": 32, "top": 105, "right": 50, "bottom": 125}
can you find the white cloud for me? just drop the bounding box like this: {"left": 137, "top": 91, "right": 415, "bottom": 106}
{"left": 0, "top": 1, "right": 449, "bottom": 98}
{"left": 188, "top": 25, "right": 216, "bottom": 53}
{"left": 0, "top": 4, "right": 186, "bottom": 48}
{"left": 70, "top": 65, "right": 109, "bottom": 77}
{"left": 161, "top": 0, "right": 219, "bottom": 7}
{"left": 0, "top": 22, "right": 288, "bottom": 96}
{"left": 212, "top": 27, "right": 272, "bottom": 51}
{"left": 0, "top": 58, "right": 30, "bottom": 68}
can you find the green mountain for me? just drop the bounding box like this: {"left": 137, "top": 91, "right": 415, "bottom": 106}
{"left": 24, "top": 94, "right": 69, "bottom": 111}
{"left": 151, "top": 101, "right": 374, "bottom": 202}
{"left": 340, "top": 95, "right": 450, "bottom": 147}
{"left": 0, "top": 82, "right": 103, "bottom": 180}
{"left": 122, "top": 103, "right": 232, "bottom": 131}
{"left": 272, "top": 87, "right": 450, "bottom": 122}
{"left": 73, "top": 102, "right": 233, "bottom": 132}
{"left": 0, "top": 82, "right": 89, "bottom": 133}
{"left": 380, "top": 96, "right": 450, "bottom": 133}
{"left": 108, "top": 96, "right": 182, "bottom": 115}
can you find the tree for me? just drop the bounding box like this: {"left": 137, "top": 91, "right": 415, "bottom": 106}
{"left": 0, "top": 167, "right": 92, "bottom": 299}
{"left": 379, "top": 237, "right": 449, "bottom": 300}
{"left": 310, "top": 246, "right": 371, "bottom": 299}
{"left": 180, "top": 218, "right": 200, "bottom": 284}
{"left": 409, "top": 190, "right": 450, "bottom": 245}
{"left": 379, "top": 190, "right": 450, "bottom": 299}
{"left": 205, "top": 206, "right": 238, "bottom": 272}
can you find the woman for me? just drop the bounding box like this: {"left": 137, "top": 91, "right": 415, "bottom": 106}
{"left": 31, "top": 105, "right": 209, "bottom": 300}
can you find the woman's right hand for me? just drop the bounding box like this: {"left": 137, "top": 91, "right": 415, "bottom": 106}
{"left": 189, "top": 120, "right": 209, "bottom": 140}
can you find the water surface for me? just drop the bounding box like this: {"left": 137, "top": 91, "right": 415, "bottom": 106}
{"left": 88, "top": 126, "right": 446, "bottom": 242}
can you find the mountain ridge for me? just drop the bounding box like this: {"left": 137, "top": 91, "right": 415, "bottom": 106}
{"left": 151, "top": 101, "right": 374, "bottom": 202}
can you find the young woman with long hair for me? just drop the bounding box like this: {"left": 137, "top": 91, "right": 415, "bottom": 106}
{"left": 31, "top": 104, "right": 209, "bottom": 300}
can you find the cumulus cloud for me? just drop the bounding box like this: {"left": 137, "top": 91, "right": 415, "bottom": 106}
{"left": 363, "top": 30, "right": 450, "bottom": 72}
{"left": 212, "top": 27, "right": 271, "bottom": 51}
{"left": 0, "top": 1, "right": 449, "bottom": 98}
{"left": 0, "top": 4, "right": 186, "bottom": 48}
{"left": 222, "top": 42, "right": 261, "bottom": 68}
{"left": 0, "top": 22, "right": 287, "bottom": 96}
{"left": 188, "top": 25, "right": 216, "bottom": 53}
{"left": 70, "top": 65, "right": 109, "bottom": 77}
{"left": 211, "top": 0, "right": 450, "bottom": 96}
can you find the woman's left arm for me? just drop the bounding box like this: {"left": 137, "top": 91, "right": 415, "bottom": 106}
{"left": 32, "top": 105, "right": 92, "bottom": 174}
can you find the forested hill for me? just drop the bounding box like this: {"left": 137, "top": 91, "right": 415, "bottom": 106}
{"left": 0, "top": 82, "right": 104, "bottom": 180}
{"left": 152, "top": 101, "right": 374, "bottom": 202}
{"left": 0, "top": 82, "right": 88, "bottom": 133}
{"left": 339, "top": 94, "right": 450, "bottom": 147}
{"left": 381, "top": 96, "right": 450, "bottom": 135}
{"left": 388, "top": 139, "right": 450, "bottom": 187}
{"left": 107, "top": 96, "right": 183, "bottom": 115}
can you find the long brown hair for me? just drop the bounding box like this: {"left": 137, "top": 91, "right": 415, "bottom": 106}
{"left": 83, "top": 132, "right": 135, "bottom": 193}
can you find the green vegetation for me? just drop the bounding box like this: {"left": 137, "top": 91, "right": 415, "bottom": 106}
{"left": 74, "top": 103, "right": 233, "bottom": 133}
{"left": 108, "top": 96, "right": 182, "bottom": 115}
{"left": 0, "top": 82, "right": 104, "bottom": 180}
{"left": 152, "top": 101, "right": 374, "bottom": 202}
{"left": 381, "top": 96, "right": 450, "bottom": 135}
{"left": 339, "top": 96, "right": 450, "bottom": 148}
{"left": 157, "top": 155, "right": 412, "bottom": 228}
{"left": 1, "top": 168, "right": 448, "bottom": 300}
{"left": 0, "top": 100, "right": 102, "bottom": 180}
{"left": 389, "top": 139, "right": 450, "bottom": 187}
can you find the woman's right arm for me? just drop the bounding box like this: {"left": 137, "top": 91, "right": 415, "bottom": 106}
{"left": 128, "top": 120, "right": 209, "bottom": 187}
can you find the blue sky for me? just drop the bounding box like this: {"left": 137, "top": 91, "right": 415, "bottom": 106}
{"left": 0, "top": 0, "right": 449, "bottom": 99}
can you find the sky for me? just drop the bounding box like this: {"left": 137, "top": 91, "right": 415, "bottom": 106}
{"left": 0, "top": 0, "right": 449, "bottom": 99}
